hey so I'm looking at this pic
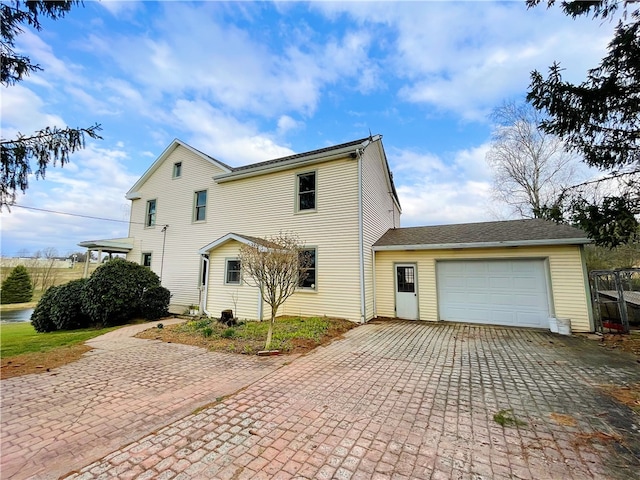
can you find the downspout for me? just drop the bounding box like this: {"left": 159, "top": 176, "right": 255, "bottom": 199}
{"left": 372, "top": 247, "right": 377, "bottom": 318}
{"left": 357, "top": 148, "right": 366, "bottom": 324}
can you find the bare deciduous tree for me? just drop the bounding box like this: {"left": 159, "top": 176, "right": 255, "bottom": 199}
{"left": 238, "top": 232, "right": 312, "bottom": 350}
{"left": 486, "top": 100, "right": 581, "bottom": 218}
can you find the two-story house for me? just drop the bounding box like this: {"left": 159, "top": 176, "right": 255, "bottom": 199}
{"left": 80, "top": 135, "right": 595, "bottom": 332}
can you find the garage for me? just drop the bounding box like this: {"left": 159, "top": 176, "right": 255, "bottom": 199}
{"left": 436, "top": 259, "right": 551, "bottom": 328}
{"left": 372, "top": 219, "right": 594, "bottom": 332}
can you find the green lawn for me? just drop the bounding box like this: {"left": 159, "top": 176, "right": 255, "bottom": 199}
{"left": 0, "top": 322, "right": 117, "bottom": 357}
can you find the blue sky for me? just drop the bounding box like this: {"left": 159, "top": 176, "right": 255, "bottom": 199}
{"left": 1, "top": 1, "right": 614, "bottom": 257}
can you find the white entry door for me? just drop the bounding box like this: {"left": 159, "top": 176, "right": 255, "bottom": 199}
{"left": 396, "top": 264, "right": 418, "bottom": 320}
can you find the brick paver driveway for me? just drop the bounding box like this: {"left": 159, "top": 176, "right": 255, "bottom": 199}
{"left": 55, "top": 320, "right": 640, "bottom": 480}
{"left": 0, "top": 319, "right": 290, "bottom": 480}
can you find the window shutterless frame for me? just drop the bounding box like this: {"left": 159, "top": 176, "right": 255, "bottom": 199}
{"left": 225, "top": 258, "right": 241, "bottom": 285}
{"left": 296, "top": 171, "right": 316, "bottom": 212}
{"left": 142, "top": 252, "right": 152, "bottom": 268}
{"left": 298, "top": 247, "right": 316, "bottom": 290}
{"left": 173, "top": 162, "right": 182, "bottom": 178}
{"left": 193, "top": 190, "right": 207, "bottom": 222}
{"left": 145, "top": 199, "right": 157, "bottom": 227}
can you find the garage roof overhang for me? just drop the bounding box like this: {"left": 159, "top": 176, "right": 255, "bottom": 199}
{"left": 372, "top": 237, "right": 591, "bottom": 251}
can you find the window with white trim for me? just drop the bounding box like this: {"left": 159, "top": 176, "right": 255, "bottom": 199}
{"left": 146, "top": 199, "right": 156, "bottom": 227}
{"left": 173, "top": 162, "right": 182, "bottom": 178}
{"left": 298, "top": 248, "right": 316, "bottom": 289}
{"left": 142, "top": 252, "right": 152, "bottom": 268}
{"left": 296, "top": 172, "right": 316, "bottom": 211}
{"left": 225, "top": 259, "right": 241, "bottom": 285}
{"left": 194, "top": 190, "right": 207, "bottom": 222}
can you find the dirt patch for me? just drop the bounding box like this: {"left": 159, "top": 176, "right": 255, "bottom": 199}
{"left": 572, "top": 431, "right": 623, "bottom": 448}
{"left": 600, "top": 332, "right": 640, "bottom": 357}
{"left": 1, "top": 344, "right": 92, "bottom": 380}
{"left": 136, "top": 316, "right": 357, "bottom": 355}
{"left": 550, "top": 413, "right": 578, "bottom": 427}
{"left": 599, "top": 383, "right": 640, "bottom": 412}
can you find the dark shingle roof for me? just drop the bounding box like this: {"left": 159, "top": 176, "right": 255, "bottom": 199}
{"left": 373, "top": 219, "right": 589, "bottom": 248}
{"left": 230, "top": 138, "right": 369, "bottom": 173}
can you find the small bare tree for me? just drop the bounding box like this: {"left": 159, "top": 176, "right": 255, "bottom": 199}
{"left": 238, "top": 232, "right": 311, "bottom": 350}
{"left": 40, "top": 247, "right": 59, "bottom": 290}
{"left": 486, "top": 100, "right": 581, "bottom": 218}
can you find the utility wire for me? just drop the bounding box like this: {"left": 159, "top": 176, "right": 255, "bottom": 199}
{"left": 7, "top": 204, "right": 145, "bottom": 225}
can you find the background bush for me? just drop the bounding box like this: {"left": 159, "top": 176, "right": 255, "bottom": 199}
{"left": 82, "top": 258, "right": 167, "bottom": 326}
{"left": 50, "top": 278, "right": 92, "bottom": 330}
{"left": 31, "top": 285, "right": 60, "bottom": 332}
{"left": 1, "top": 265, "right": 33, "bottom": 304}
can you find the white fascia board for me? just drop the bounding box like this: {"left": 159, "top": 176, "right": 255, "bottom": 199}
{"left": 199, "top": 233, "right": 249, "bottom": 254}
{"left": 214, "top": 147, "right": 360, "bottom": 184}
{"left": 372, "top": 238, "right": 592, "bottom": 251}
{"left": 126, "top": 191, "right": 141, "bottom": 200}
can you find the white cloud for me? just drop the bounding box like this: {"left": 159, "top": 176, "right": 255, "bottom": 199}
{"left": 390, "top": 143, "right": 499, "bottom": 226}
{"left": 1, "top": 144, "right": 138, "bottom": 256}
{"left": 171, "top": 100, "right": 295, "bottom": 166}
{"left": 315, "top": 1, "right": 616, "bottom": 120}
{"left": 1, "top": 85, "right": 66, "bottom": 136}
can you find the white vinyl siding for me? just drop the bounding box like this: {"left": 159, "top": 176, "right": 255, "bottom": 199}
{"left": 129, "top": 144, "right": 366, "bottom": 320}
{"left": 206, "top": 241, "right": 259, "bottom": 320}
{"left": 374, "top": 245, "right": 592, "bottom": 332}
{"left": 127, "top": 145, "right": 222, "bottom": 310}
{"left": 361, "top": 141, "right": 401, "bottom": 321}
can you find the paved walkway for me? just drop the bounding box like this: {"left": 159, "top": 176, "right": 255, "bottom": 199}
{"left": 56, "top": 321, "right": 640, "bottom": 480}
{"left": 0, "top": 319, "right": 291, "bottom": 480}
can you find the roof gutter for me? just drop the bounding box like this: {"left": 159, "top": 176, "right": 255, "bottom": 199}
{"left": 372, "top": 237, "right": 591, "bottom": 251}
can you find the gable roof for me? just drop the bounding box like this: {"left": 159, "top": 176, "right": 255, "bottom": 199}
{"left": 198, "top": 232, "right": 281, "bottom": 254}
{"left": 373, "top": 219, "right": 590, "bottom": 251}
{"left": 126, "top": 139, "right": 232, "bottom": 200}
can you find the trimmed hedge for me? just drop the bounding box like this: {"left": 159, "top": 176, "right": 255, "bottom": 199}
{"left": 31, "top": 285, "right": 60, "bottom": 333}
{"left": 31, "top": 258, "right": 171, "bottom": 332}
{"left": 141, "top": 285, "right": 171, "bottom": 320}
{"left": 51, "top": 278, "right": 92, "bottom": 330}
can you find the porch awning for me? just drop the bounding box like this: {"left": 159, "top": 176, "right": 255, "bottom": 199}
{"left": 78, "top": 237, "right": 134, "bottom": 254}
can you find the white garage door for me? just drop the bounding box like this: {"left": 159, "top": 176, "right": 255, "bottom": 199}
{"left": 437, "top": 259, "right": 550, "bottom": 328}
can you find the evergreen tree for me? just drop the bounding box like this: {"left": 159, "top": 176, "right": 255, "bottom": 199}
{"left": 1, "top": 265, "right": 33, "bottom": 304}
{"left": 0, "top": 0, "right": 101, "bottom": 208}
{"left": 526, "top": 0, "right": 639, "bottom": 248}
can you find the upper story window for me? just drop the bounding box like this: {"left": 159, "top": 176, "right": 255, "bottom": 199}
{"left": 298, "top": 248, "right": 316, "bottom": 290}
{"left": 225, "top": 259, "right": 241, "bottom": 285}
{"left": 173, "top": 162, "right": 182, "bottom": 178}
{"left": 297, "top": 172, "right": 316, "bottom": 211}
{"left": 194, "top": 190, "right": 207, "bottom": 222}
{"left": 146, "top": 199, "right": 156, "bottom": 227}
{"left": 142, "top": 252, "right": 152, "bottom": 268}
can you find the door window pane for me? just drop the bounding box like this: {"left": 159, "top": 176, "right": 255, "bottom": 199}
{"left": 397, "top": 266, "right": 415, "bottom": 293}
